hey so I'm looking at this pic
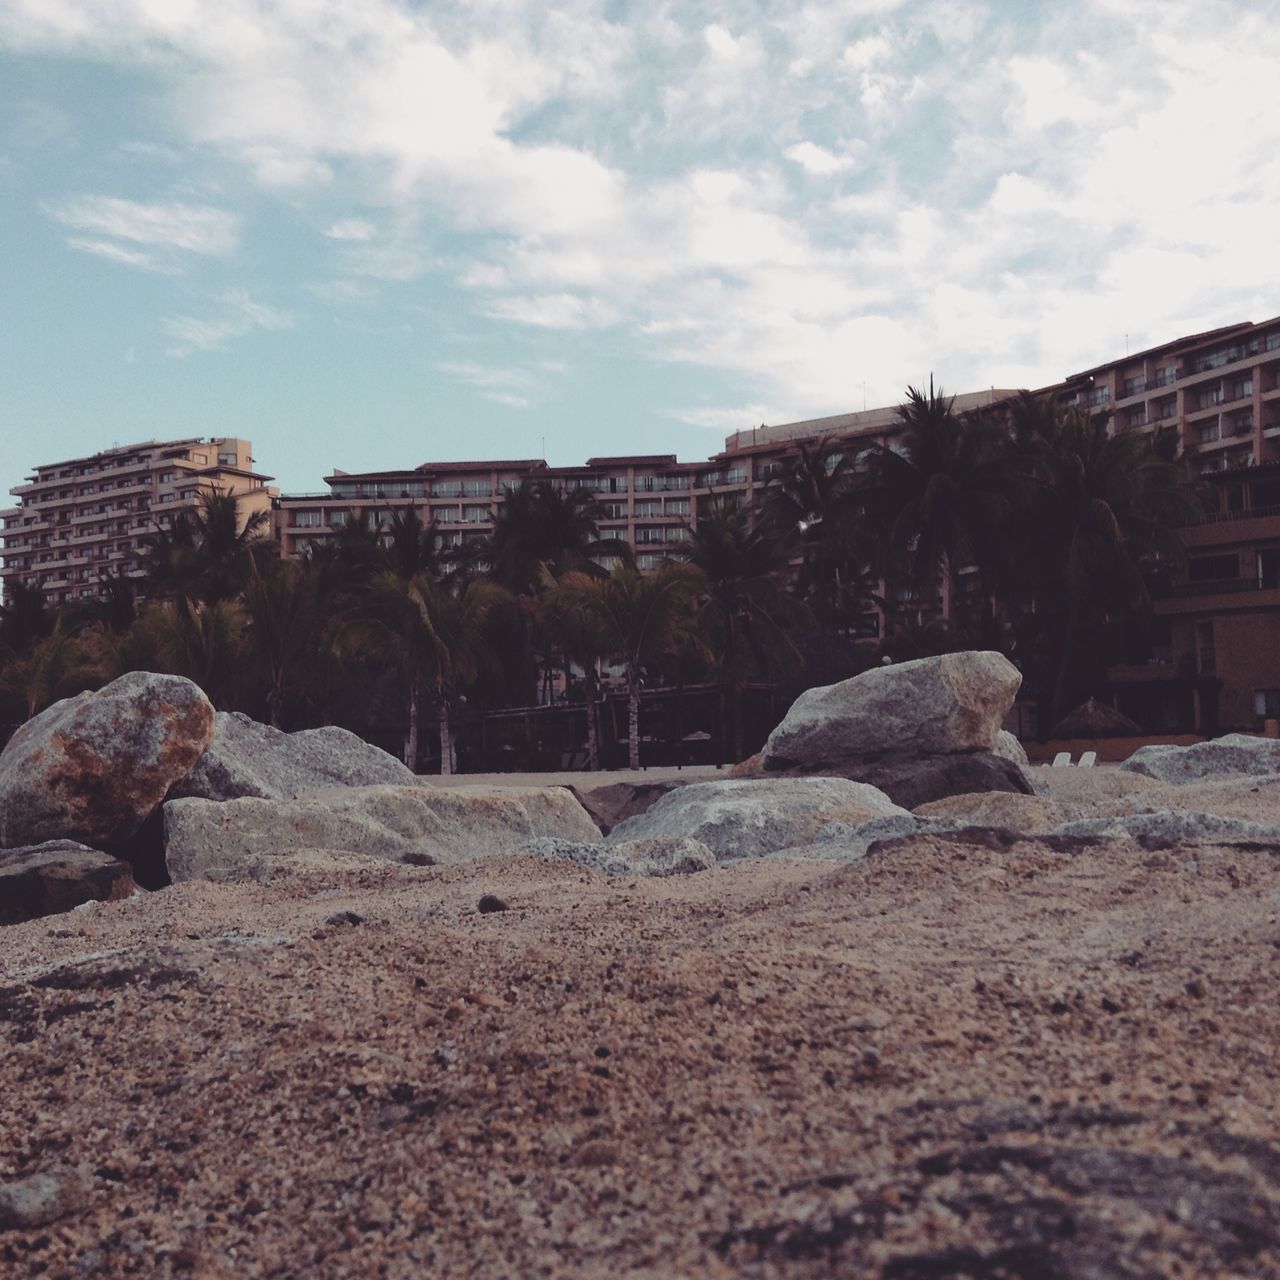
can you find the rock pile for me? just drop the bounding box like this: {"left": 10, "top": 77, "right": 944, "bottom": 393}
{"left": 757, "top": 651, "right": 1033, "bottom": 807}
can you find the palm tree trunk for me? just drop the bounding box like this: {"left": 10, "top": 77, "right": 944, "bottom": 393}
{"left": 404, "top": 683, "right": 419, "bottom": 771}
{"left": 585, "top": 669, "right": 600, "bottom": 771}
{"left": 627, "top": 664, "right": 641, "bottom": 770}
{"left": 439, "top": 698, "right": 453, "bottom": 776}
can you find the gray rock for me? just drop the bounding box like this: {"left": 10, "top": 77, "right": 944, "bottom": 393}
{"left": 522, "top": 834, "right": 715, "bottom": 876}
{"left": 0, "top": 842, "right": 135, "bottom": 926}
{"left": 762, "top": 651, "right": 1021, "bottom": 768}
{"left": 0, "top": 671, "right": 214, "bottom": 852}
{"left": 172, "top": 711, "right": 417, "bottom": 802}
{"left": 1120, "top": 734, "right": 1280, "bottom": 785}
{"left": 994, "top": 729, "right": 1030, "bottom": 769}
{"left": 778, "top": 749, "right": 1032, "bottom": 809}
{"left": 0, "top": 1167, "right": 89, "bottom": 1231}
{"left": 164, "top": 783, "right": 601, "bottom": 883}
{"left": 1052, "top": 809, "right": 1280, "bottom": 848}
{"left": 608, "top": 776, "right": 907, "bottom": 860}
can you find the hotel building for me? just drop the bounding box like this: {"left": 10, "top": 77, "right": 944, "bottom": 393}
{"left": 0, "top": 438, "right": 274, "bottom": 605}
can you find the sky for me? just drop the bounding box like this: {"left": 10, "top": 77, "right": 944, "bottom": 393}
{"left": 3, "top": 0, "right": 1280, "bottom": 495}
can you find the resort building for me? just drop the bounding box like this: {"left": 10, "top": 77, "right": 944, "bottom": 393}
{"left": 0, "top": 438, "right": 274, "bottom": 605}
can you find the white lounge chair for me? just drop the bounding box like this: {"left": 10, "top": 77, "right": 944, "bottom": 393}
{"left": 1051, "top": 751, "right": 1072, "bottom": 767}
{"left": 1078, "top": 750, "right": 1097, "bottom": 767}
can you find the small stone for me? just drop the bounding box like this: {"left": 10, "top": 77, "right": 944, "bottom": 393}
{"left": 575, "top": 1140, "right": 619, "bottom": 1168}
{"left": 1185, "top": 977, "right": 1207, "bottom": 999}
{"left": 0, "top": 1168, "right": 89, "bottom": 1231}
{"left": 848, "top": 1009, "right": 893, "bottom": 1032}
{"left": 478, "top": 894, "right": 509, "bottom": 914}
{"left": 324, "top": 910, "right": 364, "bottom": 927}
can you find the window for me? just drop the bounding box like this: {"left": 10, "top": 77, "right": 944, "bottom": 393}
{"left": 1187, "top": 554, "right": 1238, "bottom": 582}
{"left": 665, "top": 498, "right": 690, "bottom": 515}
{"left": 461, "top": 480, "right": 491, "bottom": 497}
{"left": 634, "top": 500, "right": 661, "bottom": 518}
{"left": 159, "top": 471, "right": 175, "bottom": 483}
{"left": 1198, "top": 422, "right": 1221, "bottom": 444}
{"left": 218, "top": 453, "right": 236, "bottom": 466}
{"left": 1122, "top": 375, "right": 1145, "bottom": 397}
{"left": 1156, "top": 398, "right": 1176, "bottom": 419}
{"left": 294, "top": 510, "right": 323, "bottom": 528}
{"left": 602, "top": 502, "right": 628, "bottom": 520}
{"left": 462, "top": 505, "right": 491, "bottom": 524}
{"left": 1255, "top": 689, "right": 1280, "bottom": 720}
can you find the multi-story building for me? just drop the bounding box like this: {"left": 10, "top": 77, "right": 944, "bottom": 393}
{"left": 0, "top": 438, "right": 274, "bottom": 605}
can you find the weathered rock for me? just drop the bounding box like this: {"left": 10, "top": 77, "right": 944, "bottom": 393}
{"left": 164, "top": 784, "right": 600, "bottom": 883}
{"left": 776, "top": 749, "right": 1033, "bottom": 809}
{"left": 0, "top": 671, "right": 214, "bottom": 851}
{"left": 993, "top": 729, "right": 1030, "bottom": 769}
{"left": 172, "top": 711, "right": 417, "bottom": 801}
{"left": 608, "top": 777, "right": 907, "bottom": 860}
{"left": 762, "top": 651, "right": 1021, "bottom": 768}
{"left": 1031, "top": 767, "right": 1169, "bottom": 807}
{"left": 0, "top": 842, "right": 135, "bottom": 926}
{"left": 0, "top": 1168, "right": 89, "bottom": 1231}
{"left": 1052, "top": 809, "right": 1280, "bottom": 849}
{"left": 1121, "top": 733, "right": 1280, "bottom": 784}
{"left": 523, "top": 834, "right": 715, "bottom": 876}
{"left": 570, "top": 780, "right": 690, "bottom": 835}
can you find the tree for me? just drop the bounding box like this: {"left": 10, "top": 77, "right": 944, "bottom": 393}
{"left": 863, "top": 379, "right": 1014, "bottom": 637}
{"left": 758, "top": 437, "right": 865, "bottom": 679}
{"left": 566, "top": 562, "right": 705, "bottom": 770}
{"left": 0, "top": 620, "right": 97, "bottom": 720}
{"left": 240, "top": 558, "right": 324, "bottom": 728}
{"left": 1004, "top": 399, "right": 1201, "bottom": 725}
{"left": 344, "top": 571, "right": 510, "bottom": 772}
{"left": 539, "top": 571, "right": 614, "bottom": 770}
{"left": 684, "top": 499, "right": 805, "bottom": 759}
{"left": 0, "top": 580, "right": 53, "bottom": 660}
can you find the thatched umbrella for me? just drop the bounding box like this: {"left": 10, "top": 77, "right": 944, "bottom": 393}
{"left": 1052, "top": 698, "right": 1142, "bottom": 739}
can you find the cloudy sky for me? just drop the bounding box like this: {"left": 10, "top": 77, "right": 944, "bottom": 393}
{"left": 2, "top": 0, "right": 1279, "bottom": 492}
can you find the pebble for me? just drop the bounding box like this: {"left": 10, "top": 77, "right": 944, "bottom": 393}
{"left": 478, "top": 894, "right": 510, "bottom": 914}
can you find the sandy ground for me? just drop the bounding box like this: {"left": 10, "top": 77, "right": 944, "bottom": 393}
{"left": 423, "top": 765, "right": 725, "bottom": 790}
{"left": 4, "top": 812, "right": 1280, "bottom": 1278}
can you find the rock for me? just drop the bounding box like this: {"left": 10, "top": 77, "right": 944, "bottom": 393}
{"left": 570, "top": 780, "right": 690, "bottom": 835}
{"left": 172, "top": 711, "right": 417, "bottom": 801}
{"left": 0, "top": 842, "right": 135, "bottom": 926}
{"left": 164, "top": 784, "right": 601, "bottom": 883}
{"left": 1051, "top": 809, "right": 1280, "bottom": 849}
{"left": 0, "top": 1168, "right": 89, "bottom": 1231}
{"left": 1031, "top": 767, "right": 1169, "bottom": 807}
{"left": 0, "top": 671, "right": 214, "bottom": 852}
{"left": 522, "top": 835, "right": 716, "bottom": 877}
{"left": 913, "top": 791, "right": 1065, "bottom": 830}
{"left": 1121, "top": 734, "right": 1280, "bottom": 784}
{"left": 762, "top": 651, "right": 1021, "bottom": 768}
{"left": 728, "top": 753, "right": 762, "bottom": 777}
{"left": 477, "top": 895, "right": 509, "bottom": 913}
{"left": 994, "top": 729, "right": 1030, "bottom": 769}
{"left": 608, "top": 777, "right": 907, "bottom": 860}
{"left": 779, "top": 749, "right": 1033, "bottom": 810}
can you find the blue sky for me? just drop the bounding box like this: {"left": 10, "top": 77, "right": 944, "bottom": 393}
{"left": 3, "top": 0, "right": 1280, "bottom": 494}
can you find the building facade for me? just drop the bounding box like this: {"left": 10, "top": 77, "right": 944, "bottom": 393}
{"left": 0, "top": 438, "right": 274, "bottom": 606}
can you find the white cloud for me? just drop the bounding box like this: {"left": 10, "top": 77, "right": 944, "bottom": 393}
{"left": 785, "top": 141, "right": 860, "bottom": 176}
{"left": 163, "top": 290, "right": 294, "bottom": 357}
{"left": 324, "top": 218, "right": 375, "bottom": 242}
{"left": 8, "top": 0, "right": 1280, "bottom": 435}
{"left": 51, "top": 195, "right": 240, "bottom": 267}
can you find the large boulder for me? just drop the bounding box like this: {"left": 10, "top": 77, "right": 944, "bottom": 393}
{"left": 993, "top": 730, "right": 1030, "bottom": 769}
{"left": 172, "top": 711, "right": 417, "bottom": 802}
{"left": 788, "top": 749, "right": 1034, "bottom": 809}
{"left": 608, "top": 777, "right": 907, "bottom": 861}
{"left": 0, "top": 672, "right": 214, "bottom": 851}
{"left": 0, "top": 842, "right": 135, "bottom": 926}
{"left": 164, "top": 784, "right": 601, "bottom": 883}
{"left": 762, "top": 651, "right": 1021, "bottom": 768}
{"left": 1120, "top": 734, "right": 1280, "bottom": 785}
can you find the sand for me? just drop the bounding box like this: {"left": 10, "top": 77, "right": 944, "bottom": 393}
{"left": 4, "top": 822, "right": 1280, "bottom": 1278}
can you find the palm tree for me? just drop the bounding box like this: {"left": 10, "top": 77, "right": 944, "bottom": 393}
{"left": 382, "top": 505, "right": 444, "bottom": 581}
{"left": 0, "top": 580, "right": 53, "bottom": 659}
{"left": 566, "top": 562, "right": 705, "bottom": 769}
{"left": 539, "top": 570, "right": 614, "bottom": 770}
{"left": 863, "top": 379, "right": 1014, "bottom": 638}
{"left": 684, "top": 499, "right": 806, "bottom": 759}
{"left": 1005, "top": 402, "right": 1200, "bottom": 725}
{"left": 758, "top": 437, "right": 864, "bottom": 678}
{"left": 345, "top": 571, "right": 510, "bottom": 772}
{"left": 240, "top": 558, "right": 324, "bottom": 728}
{"left": 0, "top": 620, "right": 97, "bottom": 720}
